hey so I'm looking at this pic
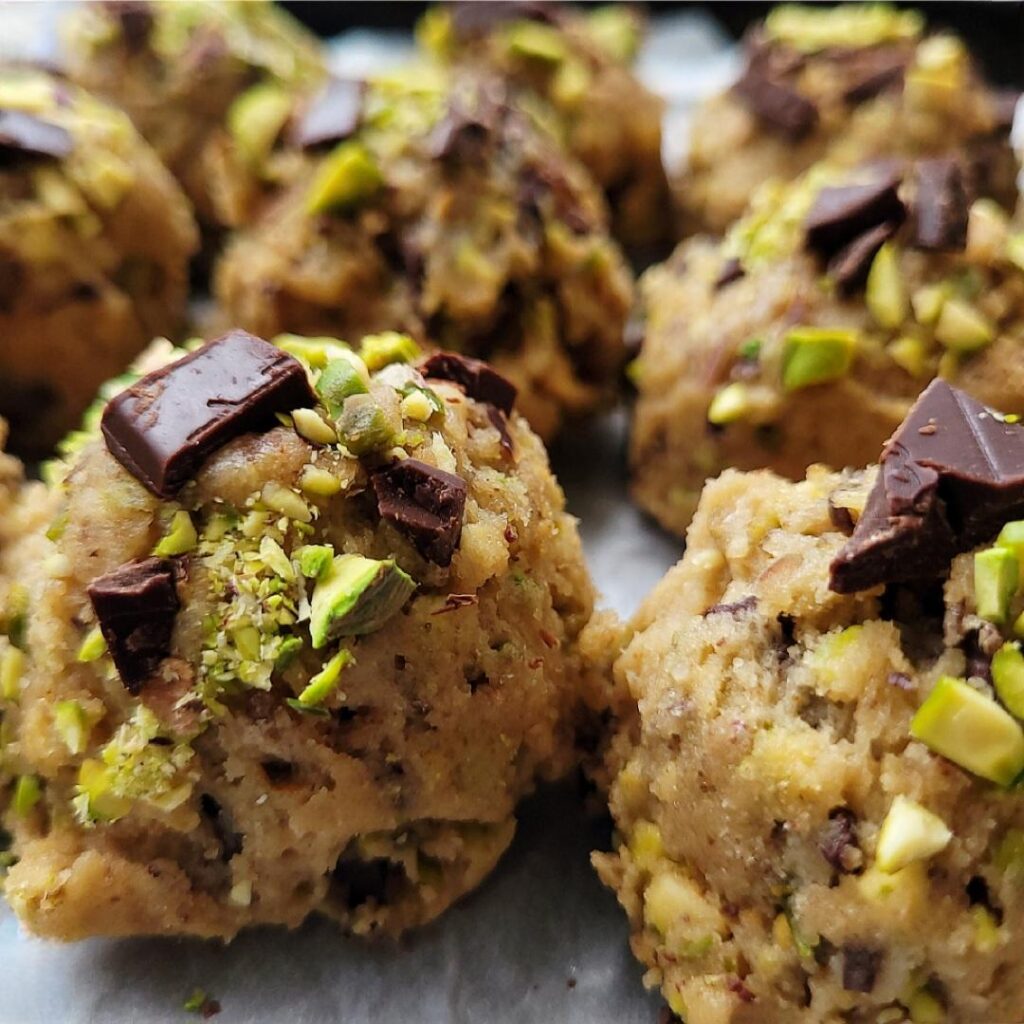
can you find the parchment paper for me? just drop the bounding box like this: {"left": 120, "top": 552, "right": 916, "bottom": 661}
{"left": 0, "top": 9, "right": 736, "bottom": 1022}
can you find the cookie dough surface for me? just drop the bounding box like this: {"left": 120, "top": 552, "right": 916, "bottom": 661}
{"left": 678, "top": 5, "right": 1018, "bottom": 235}
{"left": 62, "top": 0, "right": 325, "bottom": 231}
{"left": 2, "top": 332, "right": 598, "bottom": 941}
{"left": 0, "top": 66, "right": 197, "bottom": 456}
{"left": 632, "top": 159, "right": 1024, "bottom": 537}
{"left": 417, "top": 2, "right": 669, "bottom": 251}
{"left": 214, "top": 70, "right": 634, "bottom": 441}
{"left": 598, "top": 435, "right": 1024, "bottom": 1022}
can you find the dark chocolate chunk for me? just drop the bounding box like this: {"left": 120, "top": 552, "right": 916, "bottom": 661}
{"left": 447, "top": 0, "right": 562, "bottom": 39}
{"left": 840, "top": 47, "right": 909, "bottom": 104}
{"left": 714, "top": 257, "right": 745, "bottom": 291}
{"left": 830, "top": 380, "right": 1024, "bottom": 593}
{"left": 705, "top": 595, "right": 758, "bottom": 618}
{"left": 421, "top": 351, "right": 517, "bottom": 414}
{"left": 87, "top": 557, "right": 180, "bottom": 693}
{"left": 101, "top": 330, "right": 315, "bottom": 498}
{"left": 0, "top": 110, "right": 73, "bottom": 162}
{"left": 819, "top": 808, "right": 861, "bottom": 873}
{"left": 911, "top": 158, "right": 969, "bottom": 252}
{"left": 371, "top": 458, "right": 468, "bottom": 566}
{"left": 104, "top": 0, "right": 153, "bottom": 50}
{"left": 841, "top": 946, "right": 882, "bottom": 993}
{"left": 291, "top": 78, "right": 364, "bottom": 150}
{"left": 827, "top": 220, "right": 897, "bottom": 294}
{"left": 732, "top": 67, "right": 818, "bottom": 138}
{"left": 804, "top": 175, "right": 905, "bottom": 260}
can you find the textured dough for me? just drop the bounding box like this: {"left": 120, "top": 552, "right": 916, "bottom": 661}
{"left": 631, "top": 164, "right": 1024, "bottom": 537}
{"left": 214, "top": 71, "right": 634, "bottom": 441}
{"left": 596, "top": 465, "right": 1024, "bottom": 1024}
{"left": 0, "top": 66, "right": 197, "bottom": 456}
{"left": 2, "top": 334, "right": 600, "bottom": 941}
{"left": 678, "top": 10, "right": 1017, "bottom": 234}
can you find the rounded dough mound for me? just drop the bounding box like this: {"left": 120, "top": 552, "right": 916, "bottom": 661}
{"left": 0, "top": 66, "right": 197, "bottom": 456}
{"left": 677, "top": 7, "right": 1017, "bottom": 235}
{"left": 417, "top": 2, "right": 668, "bottom": 251}
{"left": 631, "top": 162, "right": 1024, "bottom": 537}
{"left": 214, "top": 71, "right": 634, "bottom": 441}
{"left": 2, "top": 334, "right": 598, "bottom": 941}
{"left": 62, "top": 0, "right": 325, "bottom": 231}
{"left": 596, "top": 466, "right": 1024, "bottom": 1024}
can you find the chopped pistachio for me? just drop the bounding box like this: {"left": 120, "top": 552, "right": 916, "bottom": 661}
{"left": 707, "top": 382, "right": 751, "bottom": 425}
{"left": 296, "top": 648, "right": 353, "bottom": 706}
{"left": 974, "top": 546, "right": 1018, "bottom": 624}
{"left": 274, "top": 334, "right": 354, "bottom": 371}
{"left": 888, "top": 336, "right": 928, "bottom": 377}
{"left": 764, "top": 3, "right": 922, "bottom": 52}
{"left": 316, "top": 355, "right": 370, "bottom": 416}
{"left": 994, "top": 828, "right": 1024, "bottom": 876}
{"left": 971, "top": 904, "right": 1002, "bottom": 953}
{"left": 934, "top": 298, "right": 993, "bottom": 352}
{"left": 153, "top": 510, "right": 197, "bottom": 557}
{"left": 227, "top": 81, "right": 292, "bottom": 168}
{"left": 274, "top": 635, "right": 303, "bottom": 670}
{"left": 910, "top": 675, "right": 1024, "bottom": 786}
{"left": 503, "top": 20, "right": 566, "bottom": 64}
{"left": 1, "top": 645, "right": 25, "bottom": 700}
{"left": 875, "top": 795, "right": 952, "bottom": 873}
{"left": 996, "top": 520, "right": 1024, "bottom": 576}
{"left": 908, "top": 989, "right": 945, "bottom": 1023}
{"left": 399, "top": 383, "right": 444, "bottom": 421}
{"left": 584, "top": 5, "right": 640, "bottom": 61}
{"left": 259, "top": 536, "right": 294, "bottom": 581}
{"left": 298, "top": 544, "right": 334, "bottom": 580}
{"left": 643, "top": 870, "right": 720, "bottom": 954}
{"left": 12, "top": 775, "right": 40, "bottom": 817}
{"left": 1007, "top": 234, "right": 1024, "bottom": 273}
{"left": 299, "top": 465, "right": 342, "bottom": 497}
{"left": 992, "top": 643, "right": 1024, "bottom": 720}
{"left": 551, "top": 57, "right": 590, "bottom": 107}
{"left": 260, "top": 482, "right": 312, "bottom": 523}
{"left": 359, "top": 332, "right": 420, "bottom": 372}
{"left": 967, "top": 199, "right": 1009, "bottom": 261}
{"left": 292, "top": 408, "right": 337, "bottom": 445}
{"left": 912, "top": 283, "right": 947, "bottom": 326}
{"left": 936, "top": 349, "right": 960, "bottom": 381}
{"left": 305, "top": 140, "right": 383, "bottom": 215}
{"left": 337, "top": 395, "right": 398, "bottom": 457}
{"left": 54, "top": 700, "right": 91, "bottom": 755}
{"left": 309, "top": 554, "right": 415, "bottom": 649}
{"left": 75, "top": 626, "right": 107, "bottom": 663}
{"left": 229, "top": 880, "right": 253, "bottom": 907}
{"left": 628, "top": 820, "right": 664, "bottom": 868}
{"left": 866, "top": 243, "right": 907, "bottom": 330}
{"left": 780, "top": 327, "right": 858, "bottom": 391}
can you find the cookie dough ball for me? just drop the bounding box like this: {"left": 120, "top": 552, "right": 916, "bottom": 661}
{"left": 417, "top": 2, "right": 669, "bottom": 251}
{"left": 679, "top": 4, "right": 1019, "bottom": 235}
{"left": 2, "top": 329, "right": 598, "bottom": 941}
{"left": 214, "top": 72, "right": 634, "bottom": 441}
{"left": 631, "top": 158, "right": 1024, "bottom": 537}
{"left": 0, "top": 66, "right": 197, "bottom": 457}
{"left": 598, "top": 382, "right": 1024, "bottom": 1023}
{"left": 62, "top": 0, "right": 325, "bottom": 230}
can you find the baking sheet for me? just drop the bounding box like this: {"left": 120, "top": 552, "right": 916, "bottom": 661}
{"left": 0, "top": 8, "right": 731, "bottom": 1022}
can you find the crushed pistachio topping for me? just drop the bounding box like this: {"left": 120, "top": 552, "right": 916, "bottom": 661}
{"left": 54, "top": 700, "right": 93, "bottom": 755}
{"left": 305, "top": 140, "right": 383, "bottom": 214}
{"left": 153, "top": 509, "right": 198, "bottom": 557}
{"left": 228, "top": 81, "right": 293, "bottom": 169}
{"left": 359, "top": 332, "right": 421, "bottom": 372}
{"left": 763, "top": 3, "right": 923, "bottom": 53}
{"left": 780, "top": 326, "right": 859, "bottom": 391}
{"left": 875, "top": 795, "right": 951, "bottom": 873}
{"left": 294, "top": 648, "right": 353, "bottom": 708}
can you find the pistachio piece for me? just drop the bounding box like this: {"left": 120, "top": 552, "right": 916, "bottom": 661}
{"left": 76, "top": 626, "right": 107, "bottom": 663}
{"left": 907, "top": 989, "right": 945, "bottom": 1023}
{"left": 74, "top": 758, "right": 132, "bottom": 823}
{"left": 295, "top": 648, "right": 353, "bottom": 707}
{"left": 866, "top": 243, "right": 907, "bottom": 330}
{"left": 707, "top": 382, "right": 751, "bottom": 425}
{"left": 337, "top": 394, "right": 397, "bottom": 457}
{"left": 992, "top": 643, "right": 1024, "bottom": 719}
{"left": 298, "top": 544, "right": 334, "bottom": 580}
{"left": 54, "top": 700, "right": 91, "bottom": 755}
{"left": 260, "top": 482, "right": 312, "bottom": 523}
{"left": 274, "top": 334, "right": 354, "bottom": 371}
{"left": 888, "top": 336, "right": 928, "bottom": 377}
{"left": 994, "top": 828, "right": 1024, "bottom": 876}
{"left": 781, "top": 327, "right": 858, "bottom": 391}
{"left": 227, "top": 81, "right": 292, "bottom": 168}
{"left": 584, "top": 5, "right": 640, "bottom": 62}
{"left": 309, "top": 553, "right": 415, "bottom": 649}
{"left": 974, "top": 546, "right": 1018, "bottom": 624}
{"left": 910, "top": 675, "right": 1024, "bottom": 786}
{"left": 0, "top": 645, "right": 25, "bottom": 700}
{"left": 359, "top": 332, "right": 420, "bottom": 372}
{"left": 305, "top": 140, "right": 382, "bottom": 215}
{"left": 934, "top": 297, "right": 993, "bottom": 352}
{"left": 316, "top": 355, "right": 370, "bottom": 416}
{"left": 911, "top": 283, "right": 947, "bottom": 326}
{"left": 1007, "top": 234, "right": 1024, "bottom": 273}
{"left": 764, "top": 3, "right": 922, "bottom": 52}
{"left": 504, "top": 21, "right": 566, "bottom": 64}
{"left": 292, "top": 408, "right": 337, "bottom": 445}
{"left": 152, "top": 510, "right": 197, "bottom": 556}
{"left": 996, "top": 520, "right": 1024, "bottom": 575}
{"left": 875, "top": 795, "right": 952, "bottom": 873}
{"left": 299, "top": 465, "right": 342, "bottom": 497}
{"left": 12, "top": 775, "right": 40, "bottom": 817}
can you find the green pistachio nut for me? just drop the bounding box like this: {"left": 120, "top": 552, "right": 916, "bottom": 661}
{"left": 764, "top": 3, "right": 922, "bottom": 53}
{"left": 706, "top": 382, "right": 751, "bottom": 426}
{"left": 910, "top": 675, "right": 1024, "bottom": 786}
{"left": 309, "top": 553, "right": 415, "bottom": 648}
{"left": 994, "top": 828, "right": 1024, "bottom": 876}
{"left": 907, "top": 989, "right": 946, "bottom": 1024}
{"left": 996, "top": 520, "right": 1024, "bottom": 575}
{"left": 780, "top": 327, "right": 858, "bottom": 391}
{"left": 54, "top": 700, "right": 91, "bottom": 755}
{"left": 584, "top": 6, "right": 640, "bottom": 62}
{"left": 305, "top": 140, "right": 382, "bottom": 215}
{"left": 337, "top": 394, "right": 398, "bottom": 457}
{"left": 0, "top": 645, "right": 24, "bottom": 700}
{"left": 316, "top": 355, "right": 370, "bottom": 416}
{"left": 153, "top": 510, "right": 197, "bottom": 556}
{"left": 992, "top": 643, "right": 1024, "bottom": 720}
{"left": 298, "top": 544, "right": 334, "bottom": 580}
{"left": 359, "top": 331, "right": 421, "bottom": 372}
{"left": 911, "top": 283, "right": 947, "bottom": 326}
{"left": 934, "top": 298, "right": 993, "bottom": 352}
{"left": 12, "top": 775, "right": 41, "bottom": 817}
{"left": 228, "top": 81, "right": 292, "bottom": 168}
{"left": 1007, "top": 234, "right": 1024, "bottom": 273}
{"left": 865, "top": 242, "right": 907, "bottom": 330}
{"left": 504, "top": 21, "right": 566, "bottom": 64}
{"left": 275, "top": 334, "right": 354, "bottom": 371}
{"left": 974, "top": 546, "right": 1018, "bottom": 624}
{"left": 887, "top": 336, "right": 928, "bottom": 377}
{"left": 295, "top": 648, "right": 353, "bottom": 706}
{"left": 875, "top": 795, "right": 952, "bottom": 874}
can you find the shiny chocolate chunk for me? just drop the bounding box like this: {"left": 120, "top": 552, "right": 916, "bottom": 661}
{"left": 732, "top": 68, "right": 818, "bottom": 138}
{"left": 911, "top": 158, "right": 969, "bottom": 252}
{"left": 805, "top": 174, "right": 905, "bottom": 259}
{"left": 447, "top": 0, "right": 562, "bottom": 39}
{"left": 0, "top": 109, "right": 72, "bottom": 161}
{"left": 291, "top": 78, "right": 364, "bottom": 150}
{"left": 421, "top": 352, "right": 517, "bottom": 414}
{"left": 87, "top": 557, "right": 180, "bottom": 693}
{"left": 102, "top": 330, "right": 315, "bottom": 499}
{"left": 371, "top": 458, "right": 468, "bottom": 566}
{"left": 840, "top": 47, "right": 909, "bottom": 104}
{"left": 830, "top": 380, "right": 1024, "bottom": 593}
{"left": 842, "top": 946, "right": 882, "bottom": 993}
{"left": 827, "top": 220, "right": 896, "bottom": 294}
{"left": 713, "top": 257, "right": 745, "bottom": 291}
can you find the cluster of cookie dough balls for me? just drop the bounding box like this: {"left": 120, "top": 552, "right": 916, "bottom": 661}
{"left": 0, "top": 3, "right": 1021, "bottom": 1023}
